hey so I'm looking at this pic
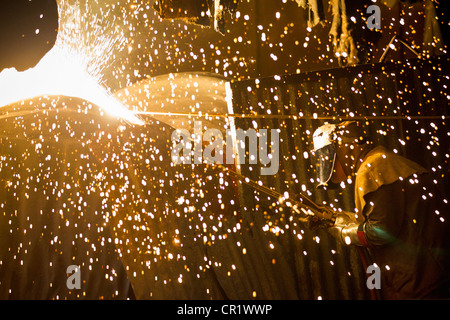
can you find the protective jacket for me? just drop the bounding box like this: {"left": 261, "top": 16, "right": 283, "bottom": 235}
{"left": 343, "top": 145, "right": 450, "bottom": 299}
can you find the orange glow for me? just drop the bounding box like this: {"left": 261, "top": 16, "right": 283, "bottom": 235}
{"left": 0, "top": 45, "right": 144, "bottom": 125}
{"left": 0, "top": 0, "right": 144, "bottom": 125}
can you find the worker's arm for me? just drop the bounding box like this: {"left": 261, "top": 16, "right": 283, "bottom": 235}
{"left": 328, "top": 179, "right": 406, "bottom": 246}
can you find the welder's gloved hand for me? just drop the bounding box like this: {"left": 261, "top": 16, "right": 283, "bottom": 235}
{"left": 327, "top": 213, "right": 364, "bottom": 245}
{"left": 297, "top": 210, "right": 335, "bottom": 231}
{"left": 303, "top": 215, "right": 324, "bottom": 230}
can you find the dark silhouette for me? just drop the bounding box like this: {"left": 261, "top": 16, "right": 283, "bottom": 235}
{"left": 0, "top": 0, "right": 59, "bottom": 72}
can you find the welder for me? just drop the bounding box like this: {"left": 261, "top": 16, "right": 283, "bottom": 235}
{"left": 313, "top": 121, "right": 450, "bottom": 299}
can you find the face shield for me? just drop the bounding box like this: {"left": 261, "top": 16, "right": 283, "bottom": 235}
{"left": 314, "top": 144, "right": 337, "bottom": 188}
{"left": 312, "top": 121, "right": 370, "bottom": 188}
{"left": 313, "top": 124, "right": 337, "bottom": 188}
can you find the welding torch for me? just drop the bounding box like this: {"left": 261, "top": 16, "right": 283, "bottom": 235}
{"left": 221, "top": 166, "right": 337, "bottom": 229}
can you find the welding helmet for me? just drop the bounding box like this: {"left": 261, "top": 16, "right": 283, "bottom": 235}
{"left": 313, "top": 123, "right": 338, "bottom": 188}
{"left": 313, "top": 121, "right": 369, "bottom": 188}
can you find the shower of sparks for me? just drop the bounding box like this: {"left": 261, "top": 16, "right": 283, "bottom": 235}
{"left": 0, "top": 0, "right": 144, "bottom": 125}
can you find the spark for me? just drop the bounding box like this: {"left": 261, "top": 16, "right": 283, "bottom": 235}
{"left": 0, "top": 0, "right": 144, "bottom": 125}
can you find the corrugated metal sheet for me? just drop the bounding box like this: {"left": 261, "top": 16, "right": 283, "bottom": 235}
{"left": 0, "top": 98, "right": 135, "bottom": 299}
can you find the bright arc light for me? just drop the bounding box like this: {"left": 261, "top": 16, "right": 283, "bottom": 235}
{"left": 0, "top": 0, "right": 144, "bottom": 126}
{"left": 0, "top": 46, "right": 144, "bottom": 125}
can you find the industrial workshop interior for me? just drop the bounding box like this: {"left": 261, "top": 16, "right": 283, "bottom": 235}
{"left": 0, "top": 0, "right": 449, "bottom": 306}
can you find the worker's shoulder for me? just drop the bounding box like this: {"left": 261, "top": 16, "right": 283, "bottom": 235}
{"left": 357, "top": 145, "right": 427, "bottom": 185}
{"left": 354, "top": 146, "right": 428, "bottom": 211}
{"left": 360, "top": 145, "right": 399, "bottom": 172}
